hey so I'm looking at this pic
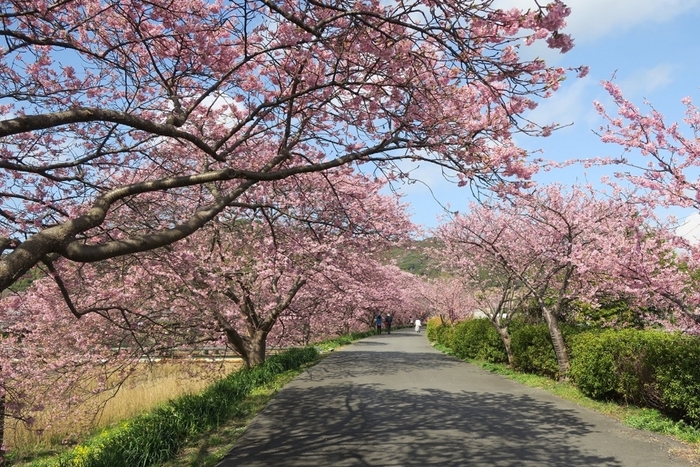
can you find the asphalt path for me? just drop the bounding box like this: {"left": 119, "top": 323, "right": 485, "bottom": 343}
{"left": 216, "top": 328, "right": 694, "bottom": 467}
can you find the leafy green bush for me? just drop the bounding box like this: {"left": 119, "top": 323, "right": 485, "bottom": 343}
{"left": 451, "top": 318, "right": 507, "bottom": 363}
{"left": 569, "top": 329, "right": 624, "bottom": 400}
{"left": 648, "top": 333, "right": 700, "bottom": 425}
{"left": 426, "top": 317, "right": 454, "bottom": 347}
{"left": 510, "top": 323, "right": 589, "bottom": 379}
{"left": 569, "top": 328, "right": 700, "bottom": 427}
{"left": 511, "top": 324, "right": 559, "bottom": 379}
{"left": 425, "top": 317, "right": 440, "bottom": 342}
{"left": 571, "top": 328, "right": 661, "bottom": 404}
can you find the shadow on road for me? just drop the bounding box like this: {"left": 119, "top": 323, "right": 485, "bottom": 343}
{"left": 218, "top": 335, "right": 624, "bottom": 467}
{"left": 219, "top": 383, "right": 619, "bottom": 467}
{"left": 305, "top": 349, "right": 456, "bottom": 381}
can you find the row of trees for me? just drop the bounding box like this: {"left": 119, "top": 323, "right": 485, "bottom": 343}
{"left": 422, "top": 67, "right": 700, "bottom": 381}
{"left": 434, "top": 183, "right": 700, "bottom": 379}
{"left": 0, "top": 167, "right": 430, "bottom": 444}
{"left": 0, "top": 0, "right": 581, "bottom": 451}
{"left": 3, "top": 0, "right": 700, "bottom": 457}
{"left": 426, "top": 76, "right": 700, "bottom": 381}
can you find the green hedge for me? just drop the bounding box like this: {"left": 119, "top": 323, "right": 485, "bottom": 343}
{"left": 40, "top": 347, "right": 319, "bottom": 467}
{"left": 426, "top": 317, "right": 454, "bottom": 347}
{"left": 653, "top": 334, "right": 700, "bottom": 423}
{"left": 450, "top": 319, "right": 507, "bottom": 364}
{"left": 427, "top": 318, "right": 506, "bottom": 363}
{"left": 511, "top": 324, "right": 560, "bottom": 379}
{"left": 430, "top": 319, "right": 700, "bottom": 427}
{"left": 570, "top": 329, "right": 700, "bottom": 426}
{"left": 510, "top": 323, "right": 589, "bottom": 379}
{"left": 569, "top": 329, "right": 652, "bottom": 403}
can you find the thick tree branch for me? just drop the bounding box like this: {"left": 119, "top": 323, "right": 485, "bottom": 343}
{"left": 0, "top": 108, "right": 222, "bottom": 161}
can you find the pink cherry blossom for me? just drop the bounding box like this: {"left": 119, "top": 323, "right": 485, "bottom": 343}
{"left": 0, "top": 0, "right": 584, "bottom": 293}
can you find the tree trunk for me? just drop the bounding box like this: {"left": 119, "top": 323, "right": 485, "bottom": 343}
{"left": 0, "top": 390, "right": 5, "bottom": 462}
{"left": 245, "top": 331, "right": 267, "bottom": 367}
{"left": 495, "top": 326, "right": 514, "bottom": 366}
{"left": 542, "top": 306, "right": 570, "bottom": 380}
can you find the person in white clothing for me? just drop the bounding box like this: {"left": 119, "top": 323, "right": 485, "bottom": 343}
{"left": 414, "top": 319, "right": 422, "bottom": 333}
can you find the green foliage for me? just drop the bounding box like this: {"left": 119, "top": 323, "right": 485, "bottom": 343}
{"left": 569, "top": 329, "right": 632, "bottom": 400}
{"left": 510, "top": 322, "right": 589, "bottom": 379}
{"left": 568, "top": 298, "right": 646, "bottom": 328}
{"left": 35, "top": 347, "right": 319, "bottom": 467}
{"left": 511, "top": 324, "right": 559, "bottom": 379}
{"left": 425, "top": 317, "right": 439, "bottom": 342}
{"left": 451, "top": 319, "right": 507, "bottom": 364}
{"left": 569, "top": 329, "right": 700, "bottom": 427}
{"left": 650, "top": 334, "right": 700, "bottom": 424}
{"left": 426, "top": 317, "right": 454, "bottom": 347}
{"left": 383, "top": 238, "right": 443, "bottom": 277}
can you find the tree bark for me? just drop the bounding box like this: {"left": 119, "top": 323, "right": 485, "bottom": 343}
{"left": 0, "top": 389, "right": 5, "bottom": 460}
{"left": 541, "top": 306, "right": 570, "bottom": 380}
{"left": 246, "top": 331, "right": 268, "bottom": 368}
{"left": 495, "top": 326, "right": 514, "bottom": 366}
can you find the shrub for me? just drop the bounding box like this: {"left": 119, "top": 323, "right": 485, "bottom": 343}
{"left": 426, "top": 317, "right": 454, "bottom": 347}
{"left": 571, "top": 329, "right": 660, "bottom": 404}
{"left": 511, "top": 324, "right": 559, "bottom": 379}
{"left": 569, "top": 328, "right": 700, "bottom": 427}
{"left": 425, "top": 317, "right": 441, "bottom": 342}
{"left": 451, "top": 318, "right": 507, "bottom": 363}
{"left": 648, "top": 333, "right": 700, "bottom": 425}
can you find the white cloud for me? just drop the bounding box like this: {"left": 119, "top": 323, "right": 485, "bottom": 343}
{"left": 617, "top": 64, "right": 675, "bottom": 95}
{"left": 676, "top": 213, "right": 700, "bottom": 244}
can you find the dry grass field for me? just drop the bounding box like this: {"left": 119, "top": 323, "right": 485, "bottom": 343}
{"left": 6, "top": 359, "right": 243, "bottom": 454}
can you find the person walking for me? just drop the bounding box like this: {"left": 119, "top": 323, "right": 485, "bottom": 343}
{"left": 385, "top": 313, "right": 393, "bottom": 334}
{"left": 375, "top": 313, "right": 383, "bottom": 334}
{"left": 414, "top": 318, "right": 422, "bottom": 333}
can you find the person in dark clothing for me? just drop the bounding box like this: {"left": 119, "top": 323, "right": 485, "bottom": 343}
{"left": 375, "top": 313, "right": 383, "bottom": 334}
{"left": 385, "top": 313, "right": 393, "bottom": 334}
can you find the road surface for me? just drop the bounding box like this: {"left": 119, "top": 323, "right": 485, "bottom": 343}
{"left": 216, "top": 328, "right": 694, "bottom": 466}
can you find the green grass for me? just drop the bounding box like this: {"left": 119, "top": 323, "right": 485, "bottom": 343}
{"left": 314, "top": 330, "right": 375, "bottom": 353}
{"left": 158, "top": 368, "right": 304, "bottom": 467}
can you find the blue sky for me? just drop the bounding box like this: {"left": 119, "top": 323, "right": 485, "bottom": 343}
{"left": 394, "top": 0, "right": 700, "bottom": 235}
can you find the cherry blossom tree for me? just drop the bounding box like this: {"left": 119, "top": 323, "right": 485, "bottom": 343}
{"left": 0, "top": 0, "right": 586, "bottom": 294}
{"left": 593, "top": 81, "right": 700, "bottom": 210}
{"left": 437, "top": 184, "right": 691, "bottom": 378}
{"left": 432, "top": 251, "right": 531, "bottom": 365}
{"left": 414, "top": 276, "right": 475, "bottom": 325}
{"left": 0, "top": 167, "right": 418, "bottom": 446}
{"left": 289, "top": 258, "right": 421, "bottom": 336}
{"left": 1, "top": 278, "right": 166, "bottom": 448}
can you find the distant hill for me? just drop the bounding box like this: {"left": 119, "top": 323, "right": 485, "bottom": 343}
{"left": 384, "top": 237, "right": 443, "bottom": 277}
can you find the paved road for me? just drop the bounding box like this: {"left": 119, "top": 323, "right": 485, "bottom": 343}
{"left": 216, "top": 329, "right": 694, "bottom": 467}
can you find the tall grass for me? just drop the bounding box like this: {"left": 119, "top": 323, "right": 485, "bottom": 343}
{"left": 22, "top": 347, "right": 319, "bottom": 467}
{"left": 11, "top": 330, "right": 372, "bottom": 467}
{"left": 6, "top": 361, "right": 241, "bottom": 457}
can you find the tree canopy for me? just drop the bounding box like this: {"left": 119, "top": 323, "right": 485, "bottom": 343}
{"left": 0, "top": 0, "right": 583, "bottom": 293}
